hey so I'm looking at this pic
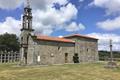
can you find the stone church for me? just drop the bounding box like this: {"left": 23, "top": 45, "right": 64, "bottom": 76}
{"left": 20, "top": 1, "right": 99, "bottom": 65}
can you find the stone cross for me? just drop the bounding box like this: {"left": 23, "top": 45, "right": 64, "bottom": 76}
{"left": 105, "top": 39, "right": 118, "bottom": 68}
{"left": 26, "top": 0, "right": 30, "bottom": 8}
{"left": 110, "top": 39, "right": 113, "bottom": 62}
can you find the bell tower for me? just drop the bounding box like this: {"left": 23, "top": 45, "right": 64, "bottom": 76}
{"left": 20, "top": 0, "right": 34, "bottom": 65}
{"left": 21, "top": 0, "right": 33, "bottom": 31}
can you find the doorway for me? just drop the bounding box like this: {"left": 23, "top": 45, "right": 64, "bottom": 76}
{"left": 65, "top": 53, "right": 68, "bottom": 63}
{"left": 73, "top": 53, "right": 79, "bottom": 63}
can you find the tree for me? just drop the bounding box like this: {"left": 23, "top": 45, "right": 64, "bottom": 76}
{"left": 0, "top": 33, "right": 20, "bottom": 52}
{"left": 99, "top": 51, "right": 120, "bottom": 61}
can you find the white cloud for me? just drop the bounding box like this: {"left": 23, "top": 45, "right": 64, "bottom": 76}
{"left": 97, "top": 16, "right": 120, "bottom": 31}
{"left": 0, "top": 0, "right": 23, "bottom": 9}
{"left": 90, "top": 0, "right": 120, "bottom": 31}
{"left": 90, "top": 0, "right": 120, "bottom": 15}
{"left": 33, "top": 3, "right": 77, "bottom": 26}
{"left": 32, "top": 1, "right": 82, "bottom": 35}
{"left": 0, "top": 0, "right": 86, "bottom": 35}
{"left": 65, "top": 22, "right": 85, "bottom": 32}
{"left": 0, "top": 17, "right": 21, "bottom": 35}
{"left": 87, "top": 33, "right": 120, "bottom": 51}
{"left": 30, "top": 0, "right": 68, "bottom": 10}
{"left": 0, "top": 0, "right": 68, "bottom": 10}
{"left": 79, "top": 0, "right": 84, "bottom": 2}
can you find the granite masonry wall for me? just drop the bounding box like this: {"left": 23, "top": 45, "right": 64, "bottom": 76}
{"left": 65, "top": 36, "right": 99, "bottom": 62}
{"left": 26, "top": 36, "right": 98, "bottom": 65}
{"left": 27, "top": 37, "right": 75, "bottom": 65}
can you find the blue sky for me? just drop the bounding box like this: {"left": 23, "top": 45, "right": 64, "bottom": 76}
{"left": 0, "top": 0, "right": 120, "bottom": 51}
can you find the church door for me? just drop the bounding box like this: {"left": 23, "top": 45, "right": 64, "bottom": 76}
{"left": 65, "top": 53, "right": 68, "bottom": 63}
{"left": 73, "top": 53, "right": 79, "bottom": 63}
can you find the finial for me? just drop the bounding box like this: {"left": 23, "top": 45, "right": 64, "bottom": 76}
{"left": 26, "top": 0, "right": 30, "bottom": 8}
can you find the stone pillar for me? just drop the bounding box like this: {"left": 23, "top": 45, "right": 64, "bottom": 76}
{"left": 1, "top": 54, "right": 2, "bottom": 63}
{"left": 20, "top": 47, "right": 24, "bottom": 65}
{"left": 15, "top": 52, "right": 16, "bottom": 62}
{"left": 110, "top": 39, "right": 113, "bottom": 62}
{"left": 27, "top": 47, "right": 35, "bottom": 65}
{"left": 0, "top": 53, "right": 2, "bottom": 63}
{"left": 9, "top": 52, "right": 11, "bottom": 63}
{"left": 8, "top": 52, "right": 10, "bottom": 63}
{"left": 4, "top": 53, "right": 6, "bottom": 63}
{"left": 16, "top": 52, "right": 19, "bottom": 62}
{"left": 17, "top": 53, "right": 19, "bottom": 62}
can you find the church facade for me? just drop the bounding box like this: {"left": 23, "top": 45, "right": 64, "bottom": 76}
{"left": 20, "top": 2, "right": 99, "bottom": 65}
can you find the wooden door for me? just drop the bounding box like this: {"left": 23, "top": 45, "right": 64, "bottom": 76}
{"left": 65, "top": 53, "right": 68, "bottom": 63}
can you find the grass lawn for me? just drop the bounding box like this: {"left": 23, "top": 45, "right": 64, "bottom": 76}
{"left": 0, "top": 62, "right": 120, "bottom": 80}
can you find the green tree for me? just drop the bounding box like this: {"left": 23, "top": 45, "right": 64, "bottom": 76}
{"left": 99, "top": 51, "right": 120, "bottom": 61}
{"left": 0, "top": 33, "right": 20, "bottom": 52}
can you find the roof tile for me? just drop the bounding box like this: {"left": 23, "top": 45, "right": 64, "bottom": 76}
{"left": 64, "top": 34, "right": 98, "bottom": 40}
{"left": 36, "top": 35, "right": 75, "bottom": 43}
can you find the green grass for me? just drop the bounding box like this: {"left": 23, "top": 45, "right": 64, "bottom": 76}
{"left": 0, "top": 62, "right": 120, "bottom": 80}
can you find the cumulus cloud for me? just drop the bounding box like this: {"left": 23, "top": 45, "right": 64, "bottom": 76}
{"left": 30, "top": 0, "right": 68, "bottom": 10}
{"left": 79, "top": 0, "right": 84, "bottom": 2}
{"left": 87, "top": 33, "right": 120, "bottom": 51}
{"left": 31, "top": 0, "right": 84, "bottom": 35}
{"left": 0, "top": 0, "right": 86, "bottom": 35}
{"left": 97, "top": 16, "right": 120, "bottom": 31}
{"left": 90, "top": 0, "right": 120, "bottom": 15}
{"left": 65, "top": 22, "right": 85, "bottom": 32}
{"left": 33, "top": 3, "right": 77, "bottom": 26}
{"left": 90, "top": 0, "right": 120, "bottom": 31}
{"left": 0, "top": 17, "right": 21, "bottom": 35}
{"left": 0, "top": 0, "right": 23, "bottom": 9}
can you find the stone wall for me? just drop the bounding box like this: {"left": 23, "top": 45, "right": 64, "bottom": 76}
{"left": 27, "top": 37, "right": 75, "bottom": 65}
{"left": 26, "top": 36, "right": 98, "bottom": 65}
{"left": 65, "top": 37, "right": 99, "bottom": 62}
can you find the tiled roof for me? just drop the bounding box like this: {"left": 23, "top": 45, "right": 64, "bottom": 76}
{"left": 36, "top": 35, "right": 75, "bottom": 43}
{"left": 64, "top": 34, "right": 98, "bottom": 40}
